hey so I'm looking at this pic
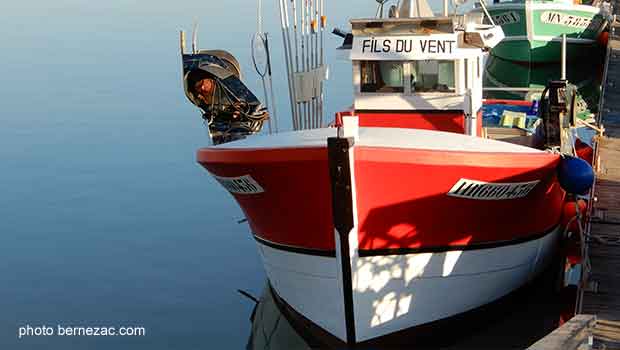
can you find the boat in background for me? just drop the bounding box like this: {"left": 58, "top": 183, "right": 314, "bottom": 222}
{"left": 483, "top": 54, "right": 602, "bottom": 106}
{"left": 469, "top": 0, "right": 610, "bottom": 62}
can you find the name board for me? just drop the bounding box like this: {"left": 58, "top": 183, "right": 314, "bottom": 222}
{"left": 351, "top": 34, "right": 467, "bottom": 60}
{"left": 447, "top": 178, "right": 539, "bottom": 200}
{"left": 540, "top": 11, "right": 596, "bottom": 29}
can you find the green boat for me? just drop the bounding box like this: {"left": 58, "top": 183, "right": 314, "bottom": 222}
{"left": 470, "top": 0, "right": 609, "bottom": 62}
{"left": 483, "top": 54, "right": 603, "bottom": 109}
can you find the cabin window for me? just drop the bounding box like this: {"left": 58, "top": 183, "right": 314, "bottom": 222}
{"left": 360, "top": 61, "right": 405, "bottom": 93}
{"left": 360, "top": 60, "right": 455, "bottom": 94}
{"left": 410, "top": 60, "right": 455, "bottom": 93}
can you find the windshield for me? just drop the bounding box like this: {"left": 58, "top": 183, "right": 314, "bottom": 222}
{"left": 361, "top": 61, "right": 405, "bottom": 93}
{"left": 411, "top": 61, "right": 455, "bottom": 92}
{"left": 360, "top": 60, "right": 455, "bottom": 94}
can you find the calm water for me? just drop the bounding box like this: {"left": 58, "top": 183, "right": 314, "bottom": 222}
{"left": 0, "top": 1, "right": 595, "bottom": 349}
{"left": 0, "top": 1, "right": 374, "bottom": 349}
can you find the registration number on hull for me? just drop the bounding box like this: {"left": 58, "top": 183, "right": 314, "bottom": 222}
{"left": 212, "top": 174, "right": 264, "bottom": 194}
{"left": 448, "top": 178, "right": 539, "bottom": 200}
{"left": 540, "top": 11, "right": 595, "bottom": 29}
{"left": 492, "top": 11, "right": 520, "bottom": 26}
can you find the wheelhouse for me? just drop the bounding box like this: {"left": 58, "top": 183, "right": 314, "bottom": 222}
{"left": 345, "top": 17, "right": 502, "bottom": 137}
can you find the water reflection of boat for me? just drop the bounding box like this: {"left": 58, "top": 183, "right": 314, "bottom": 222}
{"left": 246, "top": 286, "right": 314, "bottom": 350}
{"left": 469, "top": 0, "right": 610, "bottom": 62}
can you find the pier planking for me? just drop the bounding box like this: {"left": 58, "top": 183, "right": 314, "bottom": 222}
{"left": 580, "top": 15, "right": 620, "bottom": 350}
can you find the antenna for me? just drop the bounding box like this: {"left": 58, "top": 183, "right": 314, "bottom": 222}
{"left": 179, "top": 30, "right": 186, "bottom": 89}
{"left": 180, "top": 30, "right": 186, "bottom": 54}
{"left": 191, "top": 20, "right": 198, "bottom": 54}
{"left": 476, "top": 0, "right": 496, "bottom": 26}
{"left": 253, "top": 0, "right": 279, "bottom": 133}
{"left": 375, "top": 0, "right": 389, "bottom": 18}
{"left": 257, "top": 0, "right": 263, "bottom": 34}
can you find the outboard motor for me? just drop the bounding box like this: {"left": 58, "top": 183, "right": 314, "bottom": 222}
{"left": 181, "top": 48, "right": 269, "bottom": 145}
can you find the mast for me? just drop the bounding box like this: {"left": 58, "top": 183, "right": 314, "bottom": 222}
{"left": 278, "top": 0, "right": 299, "bottom": 130}
{"left": 399, "top": 0, "right": 434, "bottom": 18}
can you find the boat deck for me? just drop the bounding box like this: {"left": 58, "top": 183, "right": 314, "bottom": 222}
{"left": 579, "top": 18, "right": 620, "bottom": 350}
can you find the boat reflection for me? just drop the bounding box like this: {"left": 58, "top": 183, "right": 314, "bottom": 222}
{"left": 246, "top": 285, "right": 313, "bottom": 350}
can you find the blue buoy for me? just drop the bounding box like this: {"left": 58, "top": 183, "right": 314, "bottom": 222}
{"left": 557, "top": 156, "right": 595, "bottom": 195}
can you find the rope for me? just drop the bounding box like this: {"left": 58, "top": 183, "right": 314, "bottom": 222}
{"left": 571, "top": 199, "right": 591, "bottom": 314}
{"left": 576, "top": 118, "right": 605, "bottom": 135}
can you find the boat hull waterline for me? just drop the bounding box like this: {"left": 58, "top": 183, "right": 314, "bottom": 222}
{"left": 198, "top": 127, "right": 565, "bottom": 343}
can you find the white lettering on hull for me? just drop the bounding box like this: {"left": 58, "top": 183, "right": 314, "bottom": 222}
{"left": 540, "top": 11, "right": 596, "bottom": 29}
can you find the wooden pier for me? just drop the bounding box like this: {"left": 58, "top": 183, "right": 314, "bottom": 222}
{"left": 579, "top": 19, "right": 620, "bottom": 349}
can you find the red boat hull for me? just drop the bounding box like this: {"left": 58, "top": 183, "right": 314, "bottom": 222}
{"left": 199, "top": 139, "right": 563, "bottom": 255}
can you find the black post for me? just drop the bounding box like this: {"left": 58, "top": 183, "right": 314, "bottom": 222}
{"left": 327, "top": 136, "right": 356, "bottom": 346}
{"left": 544, "top": 80, "right": 568, "bottom": 149}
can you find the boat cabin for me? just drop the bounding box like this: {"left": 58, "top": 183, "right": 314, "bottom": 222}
{"left": 344, "top": 17, "right": 502, "bottom": 137}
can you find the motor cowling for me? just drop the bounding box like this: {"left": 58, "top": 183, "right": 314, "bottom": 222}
{"left": 182, "top": 50, "right": 269, "bottom": 144}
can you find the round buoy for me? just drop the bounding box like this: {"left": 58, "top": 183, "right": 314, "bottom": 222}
{"left": 557, "top": 156, "right": 594, "bottom": 195}
{"left": 561, "top": 199, "right": 587, "bottom": 232}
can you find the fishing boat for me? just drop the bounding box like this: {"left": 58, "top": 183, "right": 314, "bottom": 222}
{"left": 469, "top": 0, "right": 610, "bottom": 62}
{"left": 194, "top": 0, "right": 594, "bottom": 345}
